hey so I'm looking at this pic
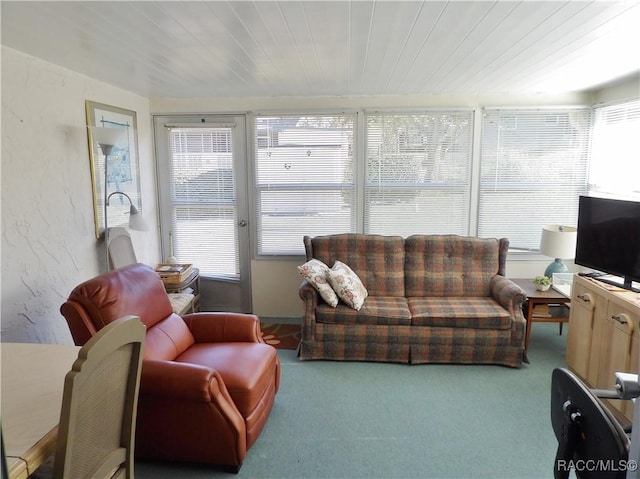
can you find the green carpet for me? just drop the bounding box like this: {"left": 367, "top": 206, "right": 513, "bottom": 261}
{"left": 135, "top": 322, "right": 569, "bottom": 479}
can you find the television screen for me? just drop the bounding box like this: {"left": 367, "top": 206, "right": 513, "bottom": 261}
{"left": 575, "top": 196, "right": 640, "bottom": 290}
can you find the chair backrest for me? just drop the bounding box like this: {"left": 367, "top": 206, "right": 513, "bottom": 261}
{"left": 304, "top": 234, "right": 406, "bottom": 297}
{"left": 53, "top": 315, "right": 145, "bottom": 479}
{"left": 106, "top": 228, "right": 194, "bottom": 316}
{"left": 550, "top": 367, "right": 629, "bottom": 479}
{"left": 107, "top": 227, "right": 137, "bottom": 270}
{"left": 404, "top": 235, "right": 507, "bottom": 297}
{"left": 61, "top": 263, "right": 196, "bottom": 361}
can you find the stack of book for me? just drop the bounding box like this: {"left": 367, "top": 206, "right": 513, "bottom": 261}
{"left": 532, "top": 304, "right": 570, "bottom": 319}
{"left": 155, "top": 263, "right": 193, "bottom": 285}
{"left": 532, "top": 304, "right": 552, "bottom": 318}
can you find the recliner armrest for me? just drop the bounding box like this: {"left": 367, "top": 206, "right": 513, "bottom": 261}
{"left": 140, "top": 359, "right": 229, "bottom": 402}
{"left": 182, "top": 312, "right": 262, "bottom": 343}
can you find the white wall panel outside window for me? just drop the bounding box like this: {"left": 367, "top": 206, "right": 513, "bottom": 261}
{"left": 254, "top": 114, "right": 357, "bottom": 255}
{"left": 479, "top": 109, "right": 592, "bottom": 251}
{"left": 590, "top": 99, "right": 640, "bottom": 201}
{"left": 364, "top": 111, "right": 474, "bottom": 236}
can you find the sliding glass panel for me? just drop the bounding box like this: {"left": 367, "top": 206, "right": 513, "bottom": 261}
{"left": 254, "top": 114, "right": 357, "bottom": 255}
{"left": 364, "top": 111, "right": 474, "bottom": 236}
{"left": 590, "top": 99, "right": 640, "bottom": 201}
{"left": 479, "top": 108, "right": 592, "bottom": 251}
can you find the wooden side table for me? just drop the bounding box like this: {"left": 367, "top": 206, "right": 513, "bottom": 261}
{"left": 511, "top": 278, "right": 571, "bottom": 352}
{"left": 163, "top": 268, "right": 201, "bottom": 312}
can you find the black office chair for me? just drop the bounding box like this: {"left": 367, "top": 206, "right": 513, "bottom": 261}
{"left": 551, "top": 368, "right": 631, "bottom": 479}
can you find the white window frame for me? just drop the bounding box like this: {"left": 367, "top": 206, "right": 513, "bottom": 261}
{"left": 247, "top": 103, "right": 638, "bottom": 258}
{"left": 477, "top": 107, "right": 593, "bottom": 253}
{"left": 252, "top": 113, "right": 358, "bottom": 256}
{"left": 363, "top": 110, "right": 475, "bottom": 237}
{"left": 589, "top": 99, "right": 640, "bottom": 201}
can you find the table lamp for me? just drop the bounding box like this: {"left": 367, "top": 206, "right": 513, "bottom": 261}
{"left": 539, "top": 224, "right": 578, "bottom": 278}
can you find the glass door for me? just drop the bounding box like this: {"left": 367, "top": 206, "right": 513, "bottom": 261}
{"left": 153, "top": 114, "right": 251, "bottom": 312}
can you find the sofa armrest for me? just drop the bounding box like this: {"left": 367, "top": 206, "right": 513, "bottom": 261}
{"left": 182, "top": 312, "right": 263, "bottom": 343}
{"left": 299, "top": 280, "right": 319, "bottom": 339}
{"left": 490, "top": 275, "right": 527, "bottom": 314}
{"left": 140, "top": 359, "right": 231, "bottom": 402}
{"left": 299, "top": 279, "right": 319, "bottom": 304}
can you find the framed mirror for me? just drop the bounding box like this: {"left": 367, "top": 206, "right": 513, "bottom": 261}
{"left": 86, "top": 101, "right": 142, "bottom": 239}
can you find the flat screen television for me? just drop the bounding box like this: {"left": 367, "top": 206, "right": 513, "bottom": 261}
{"left": 575, "top": 195, "right": 640, "bottom": 292}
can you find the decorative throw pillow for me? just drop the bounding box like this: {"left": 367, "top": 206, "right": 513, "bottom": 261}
{"left": 327, "top": 261, "right": 368, "bottom": 311}
{"left": 297, "top": 259, "right": 339, "bottom": 307}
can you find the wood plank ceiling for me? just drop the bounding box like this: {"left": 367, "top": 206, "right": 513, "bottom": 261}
{"left": 2, "top": 1, "right": 639, "bottom": 98}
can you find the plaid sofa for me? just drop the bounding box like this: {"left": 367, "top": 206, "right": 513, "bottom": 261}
{"left": 298, "top": 234, "right": 527, "bottom": 367}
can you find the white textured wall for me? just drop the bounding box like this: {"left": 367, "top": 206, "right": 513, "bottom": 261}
{"left": 1, "top": 47, "right": 159, "bottom": 343}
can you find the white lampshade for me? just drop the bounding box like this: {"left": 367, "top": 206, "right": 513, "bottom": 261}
{"left": 106, "top": 191, "right": 149, "bottom": 232}
{"left": 540, "top": 225, "right": 578, "bottom": 259}
{"left": 90, "top": 126, "right": 124, "bottom": 148}
{"left": 128, "top": 205, "right": 149, "bottom": 232}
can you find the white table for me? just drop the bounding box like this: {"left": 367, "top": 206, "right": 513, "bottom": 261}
{"left": 1, "top": 343, "right": 80, "bottom": 479}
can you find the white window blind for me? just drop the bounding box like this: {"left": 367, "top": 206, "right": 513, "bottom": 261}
{"left": 479, "top": 109, "right": 592, "bottom": 250}
{"left": 364, "top": 111, "right": 474, "bottom": 236}
{"left": 254, "top": 114, "right": 356, "bottom": 255}
{"left": 168, "top": 126, "right": 239, "bottom": 278}
{"left": 590, "top": 99, "right": 640, "bottom": 201}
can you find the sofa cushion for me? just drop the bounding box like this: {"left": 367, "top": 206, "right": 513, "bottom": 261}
{"left": 405, "top": 235, "right": 502, "bottom": 297}
{"left": 304, "top": 234, "right": 405, "bottom": 297}
{"left": 327, "top": 261, "right": 368, "bottom": 310}
{"left": 316, "top": 296, "right": 411, "bottom": 326}
{"left": 408, "top": 297, "right": 511, "bottom": 329}
{"left": 298, "top": 259, "right": 339, "bottom": 307}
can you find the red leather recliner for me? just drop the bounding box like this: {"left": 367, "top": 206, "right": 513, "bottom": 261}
{"left": 60, "top": 263, "right": 280, "bottom": 473}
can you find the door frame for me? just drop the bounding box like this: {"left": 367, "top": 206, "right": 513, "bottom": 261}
{"left": 153, "top": 114, "right": 252, "bottom": 312}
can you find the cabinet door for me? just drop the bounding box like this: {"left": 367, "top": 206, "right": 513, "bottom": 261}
{"left": 587, "top": 296, "right": 609, "bottom": 385}
{"left": 599, "top": 303, "right": 639, "bottom": 421}
{"left": 566, "top": 283, "right": 597, "bottom": 381}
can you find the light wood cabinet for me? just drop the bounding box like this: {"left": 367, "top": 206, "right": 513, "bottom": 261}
{"left": 598, "top": 302, "right": 640, "bottom": 418}
{"left": 566, "top": 275, "right": 640, "bottom": 422}
{"left": 566, "top": 279, "right": 601, "bottom": 382}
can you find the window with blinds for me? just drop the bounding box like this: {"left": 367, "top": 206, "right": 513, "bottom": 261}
{"left": 254, "top": 114, "right": 357, "bottom": 255}
{"left": 590, "top": 99, "right": 640, "bottom": 200}
{"left": 479, "top": 109, "right": 593, "bottom": 251}
{"left": 167, "top": 126, "right": 239, "bottom": 277}
{"left": 364, "top": 111, "right": 474, "bottom": 236}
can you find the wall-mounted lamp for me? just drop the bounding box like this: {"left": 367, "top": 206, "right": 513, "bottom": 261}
{"left": 106, "top": 192, "right": 149, "bottom": 232}
{"left": 540, "top": 224, "right": 578, "bottom": 278}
